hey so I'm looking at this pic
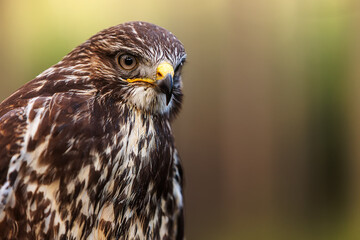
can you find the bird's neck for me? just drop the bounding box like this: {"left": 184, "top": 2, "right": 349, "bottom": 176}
{"left": 87, "top": 102, "right": 180, "bottom": 238}
{"left": 97, "top": 103, "right": 175, "bottom": 205}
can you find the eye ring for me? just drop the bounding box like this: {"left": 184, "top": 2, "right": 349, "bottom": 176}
{"left": 118, "top": 54, "right": 137, "bottom": 70}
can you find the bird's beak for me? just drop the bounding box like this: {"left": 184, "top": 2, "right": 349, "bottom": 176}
{"left": 156, "top": 62, "right": 174, "bottom": 105}
{"left": 126, "top": 62, "right": 174, "bottom": 105}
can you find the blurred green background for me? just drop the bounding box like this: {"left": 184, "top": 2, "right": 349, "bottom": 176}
{"left": 1, "top": 0, "right": 360, "bottom": 239}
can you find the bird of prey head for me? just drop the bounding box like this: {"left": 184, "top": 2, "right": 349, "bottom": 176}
{"left": 55, "top": 21, "right": 186, "bottom": 117}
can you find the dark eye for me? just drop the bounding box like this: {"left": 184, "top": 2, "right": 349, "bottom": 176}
{"left": 174, "top": 63, "right": 183, "bottom": 73}
{"left": 118, "top": 54, "right": 137, "bottom": 70}
{"left": 175, "top": 58, "right": 186, "bottom": 73}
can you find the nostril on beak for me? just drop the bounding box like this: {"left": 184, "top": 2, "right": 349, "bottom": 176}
{"left": 157, "top": 72, "right": 163, "bottom": 78}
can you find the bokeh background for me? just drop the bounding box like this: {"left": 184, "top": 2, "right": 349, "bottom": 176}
{"left": 1, "top": 0, "right": 360, "bottom": 239}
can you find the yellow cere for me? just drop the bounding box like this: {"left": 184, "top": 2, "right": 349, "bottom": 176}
{"left": 156, "top": 62, "right": 174, "bottom": 80}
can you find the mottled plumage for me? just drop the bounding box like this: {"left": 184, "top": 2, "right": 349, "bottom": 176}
{"left": 0, "top": 21, "right": 186, "bottom": 239}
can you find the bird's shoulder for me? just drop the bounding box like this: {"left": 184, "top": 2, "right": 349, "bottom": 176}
{"left": 0, "top": 85, "right": 97, "bottom": 187}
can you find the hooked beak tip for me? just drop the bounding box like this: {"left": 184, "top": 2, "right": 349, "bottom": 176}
{"left": 157, "top": 73, "right": 173, "bottom": 105}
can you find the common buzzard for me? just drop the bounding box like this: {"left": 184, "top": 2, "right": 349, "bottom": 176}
{"left": 0, "top": 21, "right": 186, "bottom": 239}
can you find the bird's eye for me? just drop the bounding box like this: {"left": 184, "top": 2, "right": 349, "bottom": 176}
{"left": 174, "top": 62, "right": 183, "bottom": 73}
{"left": 174, "top": 58, "right": 186, "bottom": 73}
{"left": 118, "top": 54, "right": 137, "bottom": 70}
